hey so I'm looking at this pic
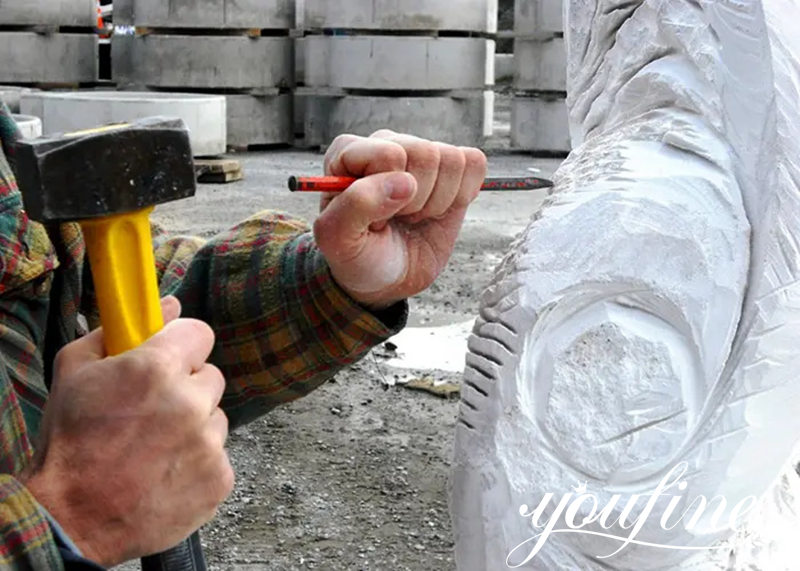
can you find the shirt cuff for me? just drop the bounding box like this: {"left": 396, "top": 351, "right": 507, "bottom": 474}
{"left": 288, "top": 233, "right": 408, "bottom": 349}
{"left": 42, "top": 509, "right": 104, "bottom": 570}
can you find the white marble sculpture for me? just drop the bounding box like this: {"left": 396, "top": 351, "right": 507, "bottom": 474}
{"left": 450, "top": 1, "right": 800, "bottom": 569}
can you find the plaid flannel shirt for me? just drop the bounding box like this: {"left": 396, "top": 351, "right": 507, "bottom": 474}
{"left": 0, "top": 102, "right": 406, "bottom": 568}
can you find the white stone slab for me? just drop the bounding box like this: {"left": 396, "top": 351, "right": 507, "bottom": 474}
{"left": 304, "top": 0, "right": 497, "bottom": 32}
{"left": 113, "top": 35, "right": 292, "bottom": 90}
{"left": 20, "top": 91, "right": 227, "bottom": 156}
{"left": 515, "top": 0, "right": 563, "bottom": 36}
{"left": 514, "top": 37, "right": 567, "bottom": 92}
{"left": 113, "top": 0, "right": 294, "bottom": 29}
{"left": 0, "top": 86, "right": 35, "bottom": 113}
{"left": 0, "top": 33, "right": 97, "bottom": 84}
{"left": 304, "top": 93, "right": 491, "bottom": 147}
{"left": 304, "top": 36, "right": 494, "bottom": 91}
{"left": 226, "top": 94, "right": 292, "bottom": 146}
{"left": 12, "top": 114, "right": 42, "bottom": 139}
{"left": 0, "top": 0, "right": 96, "bottom": 26}
{"left": 511, "top": 96, "right": 570, "bottom": 152}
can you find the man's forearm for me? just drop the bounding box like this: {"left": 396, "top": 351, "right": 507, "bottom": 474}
{"left": 151, "top": 213, "right": 406, "bottom": 429}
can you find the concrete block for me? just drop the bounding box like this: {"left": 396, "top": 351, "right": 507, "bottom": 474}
{"left": 0, "top": 0, "right": 96, "bottom": 27}
{"left": 304, "top": 93, "right": 492, "bottom": 147}
{"left": 304, "top": 37, "right": 494, "bottom": 91}
{"left": 295, "top": 37, "right": 306, "bottom": 86}
{"left": 20, "top": 91, "right": 227, "bottom": 156}
{"left": 0, "top": 33, "right": 97, "bottom": 84}
{"left": 495, "top": 53, "right": 515, "bottom": 83}
{"left": 113, "top": 35, "right": 292, "bottom": 90}
{"left": 12, "top": 114, "right": 42, "bottom": 139}
{"left": 294, "top": 93, "right": 306, "bottom": 136}
{"left": 113, "top": 0, "right": 294, "bottom": 29}
{"left": 304, "top": 0, "right": 497, "bottom": 32}
{"left": 0, "top": 86, "right": 35, "bottom": 113}
{"left": 511, "top": 95, "right": 570, "bottom": 152}
{"left": 515, "top": 0, "right": 563, "bottom": 36}
{"left": 514, "top": 36, "right": 566, "bottom": 92}
{"left": 226, "top": 94, "right": 292, "bottom": 146}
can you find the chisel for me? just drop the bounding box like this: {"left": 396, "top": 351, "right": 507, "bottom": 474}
{"left": 288, "top": 175, "right": 554, "bottom": 193}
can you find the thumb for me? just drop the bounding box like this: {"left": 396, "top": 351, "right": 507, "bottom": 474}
{"left": 313, "top": 172, "right": 416, "bottom": 258}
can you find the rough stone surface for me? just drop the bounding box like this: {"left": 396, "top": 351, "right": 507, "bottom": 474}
{"left": 515, "top": 0, "right": 563, "bottom": 36}
{"left": 304, "top": 0, "right": 497, "bottom": 32}
{"left": 511, "top": 96, "right": 569, "bottom": 152}
{"left": 113, "top": 35, "right": 293, "bottom": 90}
{"left": 113, "top": 0, "right": 294, "bottom": 29}
{"left": 226, "top": 94, "right": 292, "bottom": 147}
{"left": 0, "top": 0, "right": 96, "bottom": 26}
{"left": 452, "top": 1, "right": 800, "bottom": 569}
{"left": 21, "top": 91, "right": 226, "bottom": 156}
{"left": 304, "top": 93, "right": 492, "bottom": 148}
{"left": 0, "top": 86, "right": 35, "bottom": 113}
{"left": 514, "top": 37, "right": 567, "bottom": 92}
{"left": 304, "top": 37, "right": 494, "bottom": 91}
{"left": 12, "top": 114, "right": 42, "bottom": 139}
{"left": 0, "top": 33, "right": 97, "bottom": 84}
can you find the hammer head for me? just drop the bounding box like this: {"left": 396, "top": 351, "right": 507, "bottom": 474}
{"left": 15, "top": 117, "right": 196, "bottom": 222}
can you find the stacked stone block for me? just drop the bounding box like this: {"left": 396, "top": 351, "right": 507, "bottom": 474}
{"left": 301, "top": 0, "right": 497, "bottom": 148}
{"left": 0, "top": 0, "right": 98, "bottom": 85}
{"left": 113, "top": 0, "right": 295, "bottom": 148}
{"left": 20, "top": 91, "right": 227, "bottom": 156}
{"left": 511, "top": 0, "right": 570, "bottom": 153}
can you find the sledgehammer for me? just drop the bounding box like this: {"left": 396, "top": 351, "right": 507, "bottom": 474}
{"left": 15, "top": 118, "right": 207, "bottom": 571}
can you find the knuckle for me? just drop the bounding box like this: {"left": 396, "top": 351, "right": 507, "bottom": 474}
{"left": 211, "top": 454, "right": 235, "bottom": 502}
{"left": 172, "top": 388, "right": 201, "bottom": 419}
{"left": 324, "top": 134, "right": 360, "bottom": 173}
{"left": 206, "top": 365, "right": 226, "bottom": 400}
{"left": 52, "top": 347, "right": 71, "bottom": 377}
{"left": 410, "top": 141, "right": 441, "bottom": 173}
{"left": 464, "top": 147, "right": 488, "bottom": 173}
{"left": 370, "top": 128, "right": 397, "bottom": 139}
{"left": 371, "top": 142, "right": 407, "bottom": 171}
{"left": 136, "top": 348, "right": 177, "bottom": 384}
{"left": 186, "top": 318, "right": 215, "bottom": 348}
{"left": 313, "top": 212, "right": 337, "bottom": 247}
{"left": 437, "top": 143, "right": 467, "bottom": 172}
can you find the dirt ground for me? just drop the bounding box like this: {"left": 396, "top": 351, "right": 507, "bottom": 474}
{"left": 121, "top": 97, "right": 562, "bottom": 570}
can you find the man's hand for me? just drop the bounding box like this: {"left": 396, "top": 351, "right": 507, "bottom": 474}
{"left": 24, "top": 297, "right": 233, "bottom": 567}
{"left": 314, "top": 130, "right": 488, "bottom": 309}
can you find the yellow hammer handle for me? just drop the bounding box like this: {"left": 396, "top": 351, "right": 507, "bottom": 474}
{"left": 80, "top": 207, "right": 164, "bottom": 356}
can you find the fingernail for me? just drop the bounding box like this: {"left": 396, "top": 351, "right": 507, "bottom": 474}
{"left": 384, "top": 174, "right": 414, "bottom": 201}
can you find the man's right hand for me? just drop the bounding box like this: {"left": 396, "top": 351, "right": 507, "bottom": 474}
{"left": 23, "top": 296, "right": 233, "bottom": 567}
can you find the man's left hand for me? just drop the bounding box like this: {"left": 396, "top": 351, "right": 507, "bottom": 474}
{"left": 314, "top": 130, "right": 488, "bottom": 310}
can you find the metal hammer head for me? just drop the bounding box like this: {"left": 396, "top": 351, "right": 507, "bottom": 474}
{"left": 14, "top": 116, "right": 196, "bottom": 222}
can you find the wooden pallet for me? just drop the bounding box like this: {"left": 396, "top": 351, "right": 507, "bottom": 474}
{"left": 194, "top": 158, "right": 243, "bottom": 184}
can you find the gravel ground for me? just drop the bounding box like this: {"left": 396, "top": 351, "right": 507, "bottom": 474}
{"left": 116, "top": 96, "right": 562, "bottom": 570}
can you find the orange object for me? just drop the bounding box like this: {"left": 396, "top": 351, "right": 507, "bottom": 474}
{"left": 287, "top": 175, "right": 554, "bottom": 193}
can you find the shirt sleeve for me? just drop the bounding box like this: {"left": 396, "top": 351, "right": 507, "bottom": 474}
{"left": 0, "top": 475, "right": 64, "bottom": 570}
{"left": 152, "top": 211, "right": 407, "bottom": 429}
